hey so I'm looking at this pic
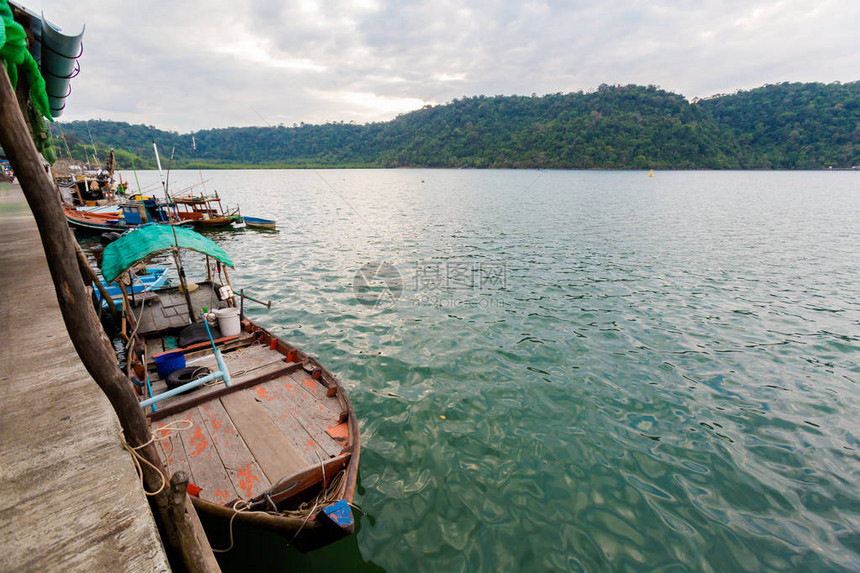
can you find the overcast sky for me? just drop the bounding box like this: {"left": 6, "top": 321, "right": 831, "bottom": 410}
{"left": 34, "top": 0, "right": 860, "bottom": 133}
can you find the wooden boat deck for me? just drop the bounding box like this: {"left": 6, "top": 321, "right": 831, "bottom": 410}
{"left": 132, "top": 283, "right": 223, "bottom": 335}
{"left": 147, "top": 342, "right": 349, "bottom": 508}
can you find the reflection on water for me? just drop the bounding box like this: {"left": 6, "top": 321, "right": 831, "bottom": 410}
{"left": 200, "top": 511, "right": 386, "bottom": 572}
{"left": 99, "top": 170, "right": 860, "bottom": 572}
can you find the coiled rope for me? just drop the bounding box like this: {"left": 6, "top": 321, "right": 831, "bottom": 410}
{"left": 120, "top": 419, "right": 194, "bottom": 496}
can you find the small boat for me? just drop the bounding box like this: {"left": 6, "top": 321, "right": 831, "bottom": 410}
{"left": 96, "top": 266, "right": 168, "bottom": 311}
{"left": 151, "top": 143, "right": 242, "bottom": 230}
{"left": 171, "top": 192, "right": 243, "bottom": 229}
{"left": 58, "top": 154, "right": 179, "bottom": 233}
{"left": 101, "top": 225, "right": 360, "bottom": 551}
{"left": 242, "top": 216, "right": 277, "bottom": 230}
{"left": 63, "top": 199, "right": 178, "bottom": 232}
{"left": 64, "top": 204, "right": 127, "bottom": 231}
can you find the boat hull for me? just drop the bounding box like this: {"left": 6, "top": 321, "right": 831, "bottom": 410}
{"left": 243, "top": 216, "right": 277, "bottom": 230}
{"left": 134, "top": 310, "right": 360, "bottom": 552}
{"left": 64, "top": 206, "right": 128, "bottom": 231}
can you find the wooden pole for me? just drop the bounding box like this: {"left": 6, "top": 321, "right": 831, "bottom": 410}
{"left": 75, "top": 241, "right": 120, "bottom": 321}
{"left": 169, "top": 472, "right": 222, "bottom": 572}
{"left": 0, "top": 68, "right": 218, "bottom": 572}
{"left": 173, "top": 247, "right": 197, "bottom": 323}
{"left": 221, "top": 266, "right": 236, "bottom": 307}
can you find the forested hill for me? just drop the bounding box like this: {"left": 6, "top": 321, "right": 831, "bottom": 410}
{"left": 53, "top": 82, "right": 860, "bottom": 170}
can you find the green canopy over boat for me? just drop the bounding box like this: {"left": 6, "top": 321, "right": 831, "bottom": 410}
{"left": 101, "top": 224, "right": 233, "bottom": 283}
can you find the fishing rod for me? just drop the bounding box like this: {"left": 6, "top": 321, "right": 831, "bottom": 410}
{"left": 86, "top": 120, "right": 99, "bottom": 166}
{"left": 153, "top": 142, "right": 170, "bottom": 202}
{"left": 192, "top": 135, "right": 208, "bottom": 195}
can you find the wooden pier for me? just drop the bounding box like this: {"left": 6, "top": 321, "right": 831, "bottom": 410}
{"left": 0, "top": 183, "right": 171, "bottom": 572}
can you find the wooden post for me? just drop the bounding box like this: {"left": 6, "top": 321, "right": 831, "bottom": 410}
{"left": 169, "top": 472, "right": 222, "bottom": 572}
{"left": 75, "top": 241, "right": 120, "bottom": 321}
{"left": 221, "top": 266, "right": 236, "bottom": 307}
{"left": 118, "top": 281, "right": 134, "bottom": 342}
{"left": 0, "top": 69, "right": 218, "bottom": 572}
{"left": 172, "top": 246, "right": 197, "bottom": 323}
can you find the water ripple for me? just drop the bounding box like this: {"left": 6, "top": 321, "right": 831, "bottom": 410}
{"left": 123, "top": 169, "right": 860, "bottom": 572}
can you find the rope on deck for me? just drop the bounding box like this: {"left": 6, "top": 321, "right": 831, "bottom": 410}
{"left": 120, "top": 419, "right": 195, "bottom": 496}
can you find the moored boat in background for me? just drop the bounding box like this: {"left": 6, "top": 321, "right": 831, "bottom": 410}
{"left": 242, "top": 215, "right": 277, "bottom": 230}
{"left": 170, "top": 191, "right": 243, "bottom": 229}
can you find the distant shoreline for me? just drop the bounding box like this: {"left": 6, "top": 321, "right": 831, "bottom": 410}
{"left": 55, "top": 82, "right": 860, "bottom": 171}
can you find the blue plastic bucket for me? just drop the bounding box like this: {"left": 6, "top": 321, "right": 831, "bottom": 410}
{"left": 154, "top": 351, "right": 185, "bottom": 379}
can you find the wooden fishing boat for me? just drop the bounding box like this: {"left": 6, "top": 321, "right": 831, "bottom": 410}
{"left": 101, "top": 225, "right": 360, "bottom": 551}
{"left": 63, "top": 204, "right": 128, "bottom": 231}
{"left": 171, "top": 193, "right": 242, "bottom": 229}
{"left": 63, "top": 201, "right": 172, "bottom": 231}
{"left": 242, "top": 215, "right": 277, "bottom": 230}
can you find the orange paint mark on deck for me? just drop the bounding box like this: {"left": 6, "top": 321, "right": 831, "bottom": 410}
{"left": 213, "top": 489, "right": 231, "bottom": 505}
{"left": 304, "top": 378, "right": 317, "bottom": 389}
{"left": 212, "top": 418, "right": 222, "bottom": 430}
{"left": 254, "top": 386, "right": 275, "bottom": 401}
{"left": 154, "top": 420, "right": 179, "bottom": 439}
{"left": 189, "top": 427, "right": 209, "bottom": 457}
{"left": 306, "top": 439, "right": 315, "bottom": 451}
{"left": 326, "top": 422, "right": 349, "bottom": 442}
{"left": 237, "top": 465, "right": 260, "bottom": 498}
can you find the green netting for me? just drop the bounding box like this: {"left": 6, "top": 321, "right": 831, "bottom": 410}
{"left": 0, "top": 1, "right": 50, "bottom": 119}
{"left": 0, "top": 0, "right": 55, "bottom": 163}
{"left": 101, "top": 224, "right": 234, "bottom": 283}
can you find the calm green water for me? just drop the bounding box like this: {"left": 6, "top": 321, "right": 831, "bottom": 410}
{"left": 123, "top": 169, "right": 860, "bottom": 572}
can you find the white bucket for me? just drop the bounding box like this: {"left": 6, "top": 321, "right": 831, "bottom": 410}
{"left": 215, "top": 307, "right": 241, "bottom": 336}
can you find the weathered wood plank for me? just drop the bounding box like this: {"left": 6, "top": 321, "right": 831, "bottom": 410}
{"left": 220, "top": 389, "right": 309, "bottom": 483}
{"left": 146, "top": 338, "right": 165, "bottom": 361}
{"left": 173, "top": 407, "right": 238, "bottom": 506}
{"left": 147, "top": 358, "right": 297, "bottom": 414}
{"left": 186, "top": 343, "right": 281, "bottom": 374}
{"left": 287, "top": 371, "right": 345, "bottom": 422}
{"left": 152, "top": 413, "right": 195, "bottom": 484}
{"left": 147, "top": 362, "right": 300, "bottom": 422}
{"left": 243, "top": 380, "right": 322, "bottom": 466}
{"left": 197, "top": 400, "right": 271, "bottom": 500}
{"left": 292, "top": 370, "right": 346, "bottom": 419}
{"left": 270, "top": 373, "right": 345, "bottom": 458}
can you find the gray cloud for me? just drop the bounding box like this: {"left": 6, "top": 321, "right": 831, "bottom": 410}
{"left": 40, "top": 0, "right": 859, "bottom": 132}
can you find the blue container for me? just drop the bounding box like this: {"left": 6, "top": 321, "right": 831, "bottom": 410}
{"left": 154, "top": 351, "right": 185, "bottom": 379}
